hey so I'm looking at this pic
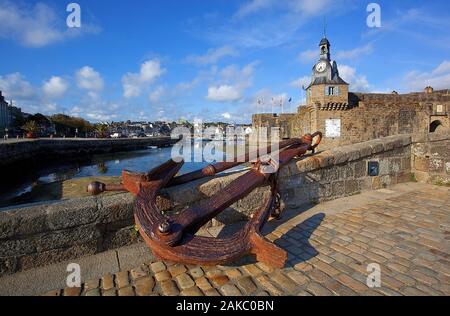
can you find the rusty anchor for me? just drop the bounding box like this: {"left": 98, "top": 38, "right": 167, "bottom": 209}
{"left": 87, "top": 132, "right": 322, "bottom": 268}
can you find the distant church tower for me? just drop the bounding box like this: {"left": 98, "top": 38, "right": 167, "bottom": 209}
{"left": 305, "top": 37, "right": 349, "bottom": 110}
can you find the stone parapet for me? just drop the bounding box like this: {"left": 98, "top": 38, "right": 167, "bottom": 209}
{"left": 0, "top": 134, "right": 423, "bottom": 276}
{"left": 411, "top": 130, "right": 450, "bottom": 185}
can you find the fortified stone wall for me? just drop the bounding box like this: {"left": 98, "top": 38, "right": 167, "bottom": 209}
{"left": 0, "top": 134, "right": 415, "bottom": 277}
{"left": 253, "top": 90, "right": 450, "bottom": 150}
{"left": 411, "top": 130, "right": 450, "bottom": 185}
{"left": 252, "top": 114, "right": 296, "bottom": 139}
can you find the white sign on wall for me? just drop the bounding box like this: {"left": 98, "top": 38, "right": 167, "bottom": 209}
{"left": 436, "top": 104, "right": 444, "bottom": 113}
{"left": 325, "top": 119, "right": 341, "bottom": 138}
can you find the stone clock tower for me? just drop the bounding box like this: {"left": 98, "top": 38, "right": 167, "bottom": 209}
{"left": 305, "top": 37, "right": 349, "bottom": 110}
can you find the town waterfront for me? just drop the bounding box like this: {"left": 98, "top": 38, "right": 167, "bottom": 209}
{"left": 0, "top": 146, "right": 209, "bottom": 208}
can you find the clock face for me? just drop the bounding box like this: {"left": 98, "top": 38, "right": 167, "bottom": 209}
{"left": 316, "top": 61, "right": 327, "bottom": 73}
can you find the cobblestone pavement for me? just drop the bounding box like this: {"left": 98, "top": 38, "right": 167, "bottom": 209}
{"left": 45, "top": 184, "right": 449, "bottom": 296}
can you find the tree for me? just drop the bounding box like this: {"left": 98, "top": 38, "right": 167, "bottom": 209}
{"left": 50, "top": 114, "right": 94, "bottom": 136}
{"left": 21, "top": 121, "right": 39, "bottom": 133}
{"left": 94, "top": 124, "right": 108, "bottom": 138}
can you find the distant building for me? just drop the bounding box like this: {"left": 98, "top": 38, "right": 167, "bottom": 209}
{"left": 0, "top": 91, "right": 12, "bottom": 131}
{"left": 252, "top": 36, "right": 450, "bottom": 149}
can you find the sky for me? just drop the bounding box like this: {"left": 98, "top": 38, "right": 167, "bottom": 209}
{"left": 0, "top": 0, "right": 450, "bottom": 124}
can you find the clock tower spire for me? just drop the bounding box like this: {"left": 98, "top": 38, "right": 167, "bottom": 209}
{"left": 320, "top": 37, "right": 331, "bottom": 61}
{"left": 305, "top": 35, "right": 349, "bottom": 110}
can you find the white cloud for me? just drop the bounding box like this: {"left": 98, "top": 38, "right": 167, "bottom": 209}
{"left": 290, "top": 76, "right": 311, "bottom": 88}
{"left": 235, "top": 0, "right": 275, "bottom": 18}
{"left": 149, "top": 86, "right": 165, "bottom": 103}
{"left": 122, "top": 59, "right": 166, "bottom": 98}
{"left": 289, "top": 0, "right": 333, "bottom": 16}
{"left": 85, "top": 111, "right": 118, "bottom": 122}
{"left": 195, "top": 0, "right": 350, "bottom": 49}
{"left": 0, "top": 0, "right": 100, "bottom": 47}
{"left": 42, "top": 76, "right": 68, "bottom": 99}
{"left": 0, "top": 72, "right": 36, "bottom": 100}
{"left": 205, "top": 62, "right": 258, "bottom": 102}
{"left": 404, "top": 60, "right": 450, "bottom": 91}
{"left": 339, "top": 65, "right": 371, "bottom": 92}
{"left": 235, "top": 0, "right": 332, "bottom": 18}
{"left": 298, "top": 49, "right": 317, "bottom": 63}
{"left": 336, "top": 44, "right": 373, "bottom": 60}
{"left": 207, "top": 85, "right": 242, "bottom": 102}
{"left": 76, "top": 66, "right": 104, "bottom": 94}
{"left": 186, "top": 46, "right": 239, "bottom": 65}
{"left": 221, "top": 112, "right": 232, "bottom": 120}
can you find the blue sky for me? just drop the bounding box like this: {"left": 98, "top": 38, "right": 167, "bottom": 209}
{"left": 0, "top": 0, "right": 449, "bottom": 123}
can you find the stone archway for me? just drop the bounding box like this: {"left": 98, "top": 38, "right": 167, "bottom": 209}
{"left": 430, "top": 120, "right": 443, "bottom": 133}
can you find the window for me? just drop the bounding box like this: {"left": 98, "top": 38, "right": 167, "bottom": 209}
{"left": 325, "top": 86, "right": 340, "bottom": 96}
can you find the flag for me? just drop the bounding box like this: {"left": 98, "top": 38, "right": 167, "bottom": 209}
{"left": 288, "top": 97, "right": 292, "bottom": 103}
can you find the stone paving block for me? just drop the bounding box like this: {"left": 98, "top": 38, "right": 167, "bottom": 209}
{"left": 254, "top": 275, "right": 283, "bottom": 296}
{"left": 324, "top": 280, "right": 357, "bottom": 296}
{"left": 399, "top": 287, "right": 427, "bottom": 296}
{"left": 81, "top": 279, "right": 97, "bottom": 292}
{"left": 386, "top": 262, "right": 409, "bottom": 274}
{"left": 309, "top": 269, "right": 333, "bottom": 284}
{"left": 195, "top": 276, "right": 213, "bottom": 291}
{"left": 150, "top": 261, "right": 166, "bottom": 274}
{"left": 224, "top": 268, "right": 242, "bottom": 279}
{"left": 415, "top": 284, "right": 445, "bottom": 296}
{"left": 294, "top": 262, "right": 313, "bottom": 272}
{"left": 204, "top": 288, "right": 221, "bottom": 296}
{"left": 205, "top": 268, "right": 224, "bottom": 278}
{"left": 118, "top": 286, "right": 135, "bottom": 296}
{"left": 269, "top": 272, "right": 298, "bottom": 295}
{"left": 102, "top": 274, "right": 114, "bottom": 290}
{"left": 85, "top": 288, "right": 101, "bottom": 296}
{"left": 64, "top": 287, "right": 81, "bottom": 296}
{"left": 155, "top": 271, "right": 172, "bottom": 282}
{"left": 168, "top": 264, "right": 187, "bottom": 277}
{"left": 209, "top": 275, "right": 230, "bottom": 288}
{"left": 286, "top": 270, "right": 309, "bottom": 286}
{"left": 241, "top": 264, "right": 264, "bottom": 277}
{"left": 307, "top": 282, "right": 334, "bottom": 296}
{"left": 176, "top": 273, "right": 195, "bottom": 290}
{"left": 102, "top": 289, "right": 117, "bottom": 296}
{"left": 134, "top": 276, "right": 155, "bottom": 296}
{"left": 410, "top": 270, "right": 439, "bottom": 286}
{"left": 115, "top": 271, "right": 130, "bottom": 288}
{"left": 220, "top": 283, "right": 242, "bottom": 296}
{"left": 312, "top": 260, "right": 340, "bottom": 277}
{"left": 188, "top": 267, "right": 204, "bottom": 279}
{"left": 130, "top": 264, "right": 149, "bottom": 280}
{"left": 235, "top": 276, "right": 257, "bottom": 295}
{"left": 160, "top": 280, "right": 179, "bottom": 296}
{"left": 295, "top": 289, "right": 313, "bottom": 296}
{"left": 335, "top": 274, "right": 368, "bottom": 293}
{"left": 181, "top": 286, "right": 204, "bottom": 296}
